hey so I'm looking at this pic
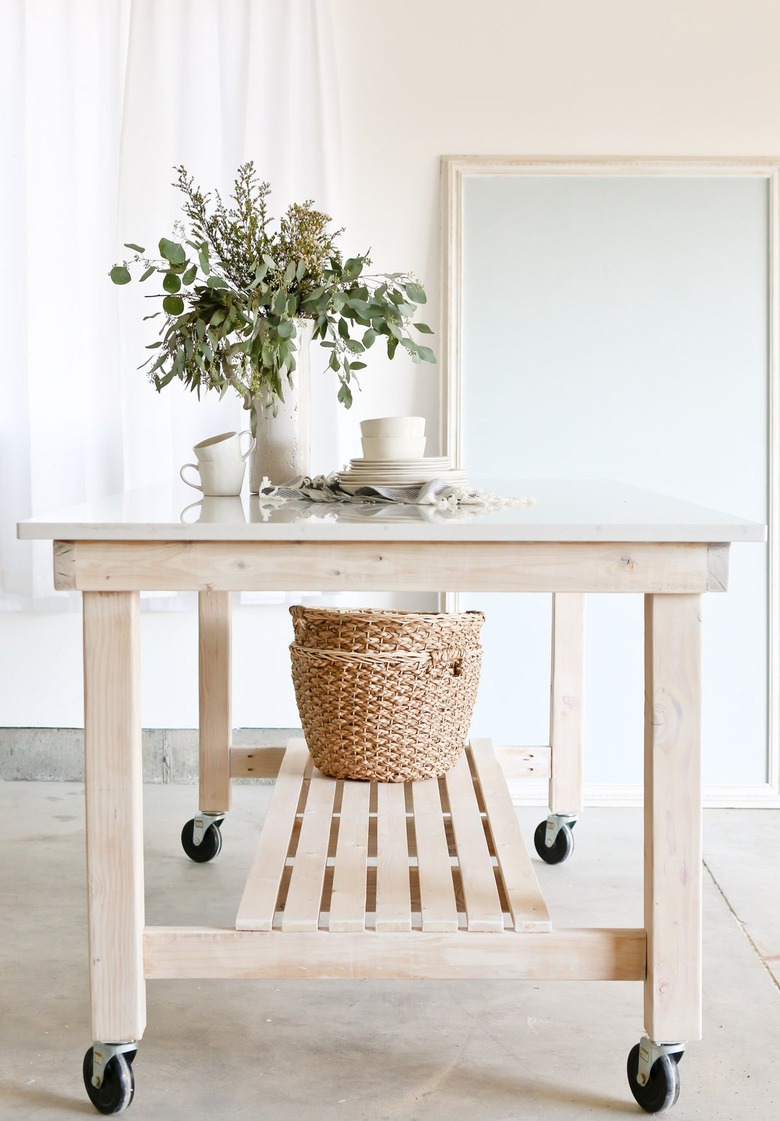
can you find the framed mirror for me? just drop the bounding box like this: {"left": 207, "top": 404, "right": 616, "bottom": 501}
{"left": 442, "top": 156, "right": 778, "bottom": 803}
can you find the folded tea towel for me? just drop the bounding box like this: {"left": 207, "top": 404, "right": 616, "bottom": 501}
{"left": 259, "top": 474, "right": 534, "bottom": 511}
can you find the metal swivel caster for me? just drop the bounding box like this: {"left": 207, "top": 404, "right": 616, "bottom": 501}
{"left": 181, "top": 812, "right": 225, "bottom": 863}
{"left": 83, "top": 1043, "right": 137, "bottom": 1114}
{"left": 626, "top": 1036, "right": 685, "bottom": 1113}
{"left": 533, "top": 813, "right": 577, "bottom": 864}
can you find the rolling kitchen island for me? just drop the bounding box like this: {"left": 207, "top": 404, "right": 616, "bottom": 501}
{"left": 18, "top": 478, "right": 765, "bottom": 1114}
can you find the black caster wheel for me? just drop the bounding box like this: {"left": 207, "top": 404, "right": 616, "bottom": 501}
{"left": 82, "top": 1048, "right": 135, "bottom": 1115}
{"left": 626, "top": 1043, "right": 681, "bottom": 1113}
{"left": 181, "top": 817, "right": 223, "bottom": 863}
{"left": 533, "top": 819, "right": 575, "bottom": 864}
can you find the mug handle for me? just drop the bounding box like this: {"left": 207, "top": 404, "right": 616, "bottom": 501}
{"left": 180, "top": 463, "right": 203, "bottom": 491}
{"left": 180, "top": 500, "right": 202, "bottom": 524}
{"left": 238, "top": 429, "right": 255, "bottom": 461}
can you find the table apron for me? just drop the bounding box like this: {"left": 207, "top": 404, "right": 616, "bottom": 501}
{"left": 54, "top": 539, "right": 729, "bottom": 594}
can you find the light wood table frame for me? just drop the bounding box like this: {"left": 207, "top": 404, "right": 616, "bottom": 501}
{"left": 19, "top": 479, "right": 765, "bottom": 1112}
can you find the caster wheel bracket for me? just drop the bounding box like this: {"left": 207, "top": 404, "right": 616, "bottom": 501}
{"left": 90, "top": 1042, "right": 138, "bottom": 1089}
{"left": 636, "top": 1036, "right": 686, "bottom": 1087}
{"left": 191, "top": 811, "right": 225, "bottom": 847}
{"left": 543, "top": 813, "right": 578, "bottom": 847}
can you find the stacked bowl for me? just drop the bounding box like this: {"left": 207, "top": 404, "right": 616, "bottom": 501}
{"left": 337, "top": 417, "right": 467, "bottom": 491}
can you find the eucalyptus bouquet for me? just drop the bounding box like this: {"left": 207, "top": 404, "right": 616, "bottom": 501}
{"left": 110, "top": 162, "right": 435, "bottom": 414}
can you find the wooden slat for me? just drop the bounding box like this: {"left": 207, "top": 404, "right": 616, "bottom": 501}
{"left": 198, "top": 590, "right": 232, "bottom": 812}
{"left": 411, "top": 779, "right": 458, "bottom": 932}
{"left": 445, "top": 753, "right": 504, "bottom": 932}
{"left": 281, "top": 767, "right": 338, "bottom": 932}
{"left": 375, "top": 783, "right": 411, "bottom": 931}
{"left": 60, "top": 539, "right": 720, "bottom": 594}
{"left": 329, "top": 781, "right": 370, "bottom": 932}
{"left": 145, "top": 926, "right": 647, "bottom": 982}
{"left": 235, "top": 740, "right": 308, "bottom": 931}
{"left": 470, "top": 740, "right": 551, "bottom": 932}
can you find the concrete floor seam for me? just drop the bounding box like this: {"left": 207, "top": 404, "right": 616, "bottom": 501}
{"left": 702, "top": 857, "right": 780, "bottom": 995}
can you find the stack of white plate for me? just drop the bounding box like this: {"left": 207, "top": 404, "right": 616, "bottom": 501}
{"left": 337, "top": 456, "right": 468, "bottom": 491}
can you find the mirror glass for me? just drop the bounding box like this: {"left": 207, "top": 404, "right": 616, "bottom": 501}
{"left": 450, "top": 165, "right": 770, "bottom": 788}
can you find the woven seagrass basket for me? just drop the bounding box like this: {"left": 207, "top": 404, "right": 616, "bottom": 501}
{"left": 289, "top": 606, "right": 485, "bottom": 782}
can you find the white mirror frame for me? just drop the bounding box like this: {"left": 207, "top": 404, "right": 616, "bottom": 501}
{"left": 440, "top": 155, "right": 780, "bottom": 799}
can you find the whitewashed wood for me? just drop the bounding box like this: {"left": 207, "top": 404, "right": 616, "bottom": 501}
{"left": 644, "top": 594, "right": 703, "bottom": 1042}
{"left": 144, "top": 926, "right": 646, "bottom": 981}
{"left": 198, "top": 591, "right": 232, "bottom": 812}
{"left": 51, "top": 539, "right": 727, "bottom": 594}
{"left": 53, "top": 540, "right": 75, "bottom": 589}
{"left": 375, "top": 782, "right": 412, "bottom": 932}
{"left": 445, "top": 753, "right": 504, "bottom": 932}
{"left": 229, "top": 745, "right": 286, "bottom": 778}
{"left": 281, "top": 767, "right": 338, "bottom": 933}
{"left": 83, "top": 591, "right": 146, "bottom": 1042}
{"left": 411, "top": 779, "right": 459, "bottom": 933}
{"left": 549, "top": 593, "right": 585, "bottom": 815}
{"left": 470, "top": 740, "right": 551, "bottom": 932}
{"left": 235, "top": 740, "right": 308, "bottom": 931}
{"left": 495, "top": 745, "right": 551, "bottom": 778}
{"left": 329, "top": 781, "right": 371, "bottom": 933}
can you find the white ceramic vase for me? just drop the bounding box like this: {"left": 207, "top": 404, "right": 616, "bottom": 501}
{"left": 249, "top": 319, "right": 314, "bottom": 492}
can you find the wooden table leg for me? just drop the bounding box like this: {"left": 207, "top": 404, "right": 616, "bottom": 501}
{"left": 643, "top": 593, "right": 702, "bottom": 1043}
{"left": 83, "top": 591, "right": 145, "bottom": 1043}
{"left": 549, "top": 592, "right": 585, "bottom": 815}
{"left": 198, "top": 590, "right": 232, "bottom": 813}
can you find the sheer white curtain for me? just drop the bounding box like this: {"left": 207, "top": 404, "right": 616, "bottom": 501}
{"left": 0, "top": 0, "right": 341, "bottom": 605}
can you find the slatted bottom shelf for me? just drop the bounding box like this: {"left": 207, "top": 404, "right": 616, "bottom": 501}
{"left": 236, "top": 738, "right": 551, "bottom": 936}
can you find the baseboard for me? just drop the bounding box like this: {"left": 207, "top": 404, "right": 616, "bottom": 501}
{"left": 2, "top": 729, "right": 778, "bottom": 808}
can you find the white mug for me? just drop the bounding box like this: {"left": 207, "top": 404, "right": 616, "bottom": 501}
{"left": 180, "top": 430, "right": 254, "bottom": 496}
{"left": 193, "top": 430, "right": 253, "bottom": 463}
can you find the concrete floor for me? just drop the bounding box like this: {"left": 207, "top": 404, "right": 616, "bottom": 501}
{"left": 0, "top": 781, "right": 778, "bottom": 1120}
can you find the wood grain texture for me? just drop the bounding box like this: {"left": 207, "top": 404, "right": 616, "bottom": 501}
{"left": 329, "top": 780, "right": 370, "bottom": 933}
{"left": 61, "top": 539, "right": 720, "bottom": 593}
{"left": 644, "top": 594, "right": 703, "bottom": 1042}
{"left": 83, "top": 591, "right": 145, "bottom": 1042}
{"left": 549, "top": 593, "right": 585, "bottom": 814}
{"left": 375, "top": 782, "right": 412, "bottom": 932}
{"left": 445, "top": 753, "right": 503, "bottom": 932}
{"left": 198, "top": 591, "right": 232, "bottom": 812}
{"left": 144, "top": 926, "right": 646, "bottom": 981}
{"left": 235, "top": 740, "right": 308, "bottom": 931}
{"left": 471, "top": 739, "right": 551, "bottom": 932}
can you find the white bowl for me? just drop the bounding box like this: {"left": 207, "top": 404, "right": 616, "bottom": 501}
{"left": 362, "top": 435, "right": 427, "bottom": 460}
{"left": 360, "top": 416, "right": 426, "bottom": 438}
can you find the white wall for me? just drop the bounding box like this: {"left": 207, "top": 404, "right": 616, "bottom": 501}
{"left": 4, "top": 1, "right": 780, "bottom": 774}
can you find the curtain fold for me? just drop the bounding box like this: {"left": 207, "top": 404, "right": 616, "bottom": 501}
{"left": 0, "top": 0, "right": 340, "bottom": 605}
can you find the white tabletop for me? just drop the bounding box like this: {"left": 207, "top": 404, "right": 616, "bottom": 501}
{"left": 17, "top": 479, "right": 766, "bottom": 544}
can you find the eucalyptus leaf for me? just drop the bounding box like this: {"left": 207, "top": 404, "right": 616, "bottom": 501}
{"left": 140, "top": 266, "right": 156, "bottom": 282}
{"left": 163, "top": 295, "right": 184, "bottom": 315}
{"left": 110, "top": 266, "right": 131, "bottom": 285}
{"left": 405, "top": 282, "right": 427, "bottom": 304}
{"left": 159, "top": 238, "right": 186, "bottom": 266}
{"left": 416, "top": 344, "right": 436, "bottom": 363}
{"left": 124, "top": 242, "right": 146, "bottom": 254}
{"left": 413, "top": 322, "right": 433, "bottom": 333}
{"left": 163, "top": 272, "right": 182, "bottom": 294}
{"left": 206, "top": 276, "right": 229, "bottom": 289}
